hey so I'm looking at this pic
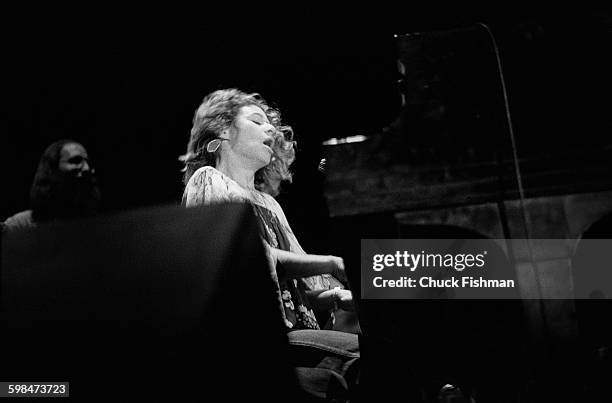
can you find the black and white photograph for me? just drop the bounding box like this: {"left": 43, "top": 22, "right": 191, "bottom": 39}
{"left": 1, "top": 3, "right": 611, "bottom": 402}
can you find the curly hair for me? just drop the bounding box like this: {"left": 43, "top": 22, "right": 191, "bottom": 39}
{"left": 179, "top": 89, "right": 296, "bottom": 192}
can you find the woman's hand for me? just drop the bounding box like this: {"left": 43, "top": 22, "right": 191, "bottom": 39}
{"left": 333, "top": 288, "right": 355, "bottom": 311}
{"left": 306, "top": 287, "right": 355, "bottom": 312}
{"left": 328, "top": 255, "right": 347, "bottom": 283}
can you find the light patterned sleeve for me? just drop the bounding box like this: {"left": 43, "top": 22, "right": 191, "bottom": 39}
{"left": 261, "top": 193, "right": 306, "bottom": 254}
{"left": 182, "top": 167, "right": 239, "bottom": 207}
{"left": 261, "top": 193, "right": 341, "bottom": 292}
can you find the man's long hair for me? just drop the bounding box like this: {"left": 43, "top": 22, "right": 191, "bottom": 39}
{"left": 30, "top": 139, "right": 101, "bottom": 222}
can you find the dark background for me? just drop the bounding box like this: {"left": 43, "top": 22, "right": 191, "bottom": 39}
{"left": 3, "top": 3, "right": 611, "bottom": 254}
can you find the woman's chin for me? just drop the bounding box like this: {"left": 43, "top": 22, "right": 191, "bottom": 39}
{"left": 252, "top": 158, "right": 271, "bottom": 171}
{"left": 261, "top": 154, "right": 274, "bottom": 167}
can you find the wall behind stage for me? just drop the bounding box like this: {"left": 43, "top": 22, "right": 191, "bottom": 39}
{"left": 2, "top": 4, "right": 610, "bottom": 254}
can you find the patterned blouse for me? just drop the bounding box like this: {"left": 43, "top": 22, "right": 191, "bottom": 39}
{"left": 182, "top": 166, "right": 336, "bottom": 330}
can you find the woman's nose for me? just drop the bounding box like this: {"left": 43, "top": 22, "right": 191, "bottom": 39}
{"left": 263, "top": 124, "right": 275, "bottom": 141}
{"left": 263, "top": 123, "right": 275, "bottom": 135}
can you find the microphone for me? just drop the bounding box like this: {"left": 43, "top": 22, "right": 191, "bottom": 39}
{"left": 317, "top": 158, "right": 326, "bottom": 173}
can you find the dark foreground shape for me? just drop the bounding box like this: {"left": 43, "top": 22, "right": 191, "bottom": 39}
{"left": 1, "top": 203, "right": 298, "bottom": 402}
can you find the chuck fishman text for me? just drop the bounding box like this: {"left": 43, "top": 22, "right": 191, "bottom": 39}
{"left": 373, "top": 276, "right": 516, "bottom": 288}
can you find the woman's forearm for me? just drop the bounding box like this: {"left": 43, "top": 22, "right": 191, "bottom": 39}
{"left": 307, "top": 288, "right": 354, "bottom": 311}
{"left": 306, "top": 289, "right": 337, "bottom": 311}
{"left": 269, "top": 247, "right": 344, "bottom": 281}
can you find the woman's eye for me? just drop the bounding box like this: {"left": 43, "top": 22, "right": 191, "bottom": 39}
{"left": 251, "top": 120, "right": 262, "bottom": 125}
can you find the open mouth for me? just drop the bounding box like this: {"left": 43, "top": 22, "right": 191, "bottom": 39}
{"left": 263, "top": 139, "right": 274, "bottom": 154}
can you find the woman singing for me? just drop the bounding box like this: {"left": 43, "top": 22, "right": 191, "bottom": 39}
{"left": 180, "top": 89, "right": 359, "bottom": 401}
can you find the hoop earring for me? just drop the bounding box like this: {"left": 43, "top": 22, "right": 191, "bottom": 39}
{"left": 206, "top": 138, "right": 228, "bottom": 153}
